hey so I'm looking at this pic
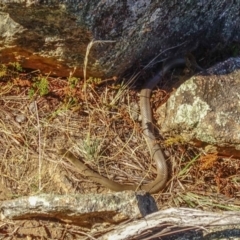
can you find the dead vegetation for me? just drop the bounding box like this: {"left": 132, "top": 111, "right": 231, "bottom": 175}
{"left": 0, "top": 62, "right": 239, "bottom": 239}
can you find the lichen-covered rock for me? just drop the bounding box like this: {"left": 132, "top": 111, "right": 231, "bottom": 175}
{"left": 156, "top": 57, "right": 240, "bottom": 152}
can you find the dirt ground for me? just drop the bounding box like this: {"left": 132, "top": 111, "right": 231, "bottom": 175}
{"left": 0, "top": 63, "right": 239, "bottom": 239}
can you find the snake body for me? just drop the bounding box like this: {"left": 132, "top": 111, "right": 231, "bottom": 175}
{"left": 62, "top": 57, "right": 188, "bottom": 193}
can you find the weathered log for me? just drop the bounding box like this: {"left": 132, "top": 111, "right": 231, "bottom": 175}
{"left": 0, "top": 192, "right": 157, "bottom": 227}
{"left": 101, "top": 208, "right": 240, "bottom": 240}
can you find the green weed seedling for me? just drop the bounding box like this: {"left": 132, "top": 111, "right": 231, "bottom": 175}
{"left": 29, "top": 75, "right": 49, "bottom": 98}
{"left": 9, "top": 62, "right": 23, "bottom": 72}
{"left": 0, "top": 64, "right": 7, "bottom": 77}
{"left": 68, "top": 76, "right": 79, "bottom": 89}
{"left": 87, "top": 77, "right": 102, "bottom": 85}
{"left": 82, "top": 133, "right": 101, "bottom": 162}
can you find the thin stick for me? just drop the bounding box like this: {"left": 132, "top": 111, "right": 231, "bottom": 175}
{"left": 83, "top": 39, "right": 116, "bottom": 92}
{"left": 82, "top": 39, "right": 116, "bottom": 151}
{"left": 34, "top": 101, "right": 42, "bottom": 190}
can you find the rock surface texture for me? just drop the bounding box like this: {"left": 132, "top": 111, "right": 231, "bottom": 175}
{"left": 0, "top": 1, "right": 240, "bottom": 77}
{"left": 156, "top": 57, "right": 240, "bottom": 156}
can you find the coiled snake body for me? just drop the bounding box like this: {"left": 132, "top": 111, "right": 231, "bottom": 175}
{"left": 61, "top": 58, "right": 188, "bottom": 193}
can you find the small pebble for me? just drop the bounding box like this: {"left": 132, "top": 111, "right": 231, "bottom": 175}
{"left": 15, "top": 114, "right": 26, "bottom": 123}
{"left": 29, "top": 102, "right": 36, "bottom": 113}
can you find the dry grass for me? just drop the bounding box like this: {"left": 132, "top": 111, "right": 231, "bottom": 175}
{"left": 0, "top": 62, "right": 239, "bottom": 238}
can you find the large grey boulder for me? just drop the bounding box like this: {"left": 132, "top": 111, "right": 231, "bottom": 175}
{"left": 0, "top": 1, "right": 240, "bottom": 77}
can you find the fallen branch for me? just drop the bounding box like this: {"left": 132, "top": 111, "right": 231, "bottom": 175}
{"left": 0, "top": 192, "right": 156, "bottom": 227}
{"left": 101, "top": 207, "right": 240, "bottom": 240}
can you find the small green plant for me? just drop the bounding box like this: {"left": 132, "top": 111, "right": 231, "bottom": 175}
{"left": 164, "top": 135, "right": 186, "bottom": 146}
{"left": 178, "top": 154, "right": 200, "bottom": 177}
{"left": 0, "top": 64, "right": 7, "bottom": 77}
{"left": 0, "top": 62, "right": 23, "bottom": 79}
{"left": 82, "top": 133, "right": 101, "bottom": 162}
{"left": 68, "top": 76, "right": 79, "bottom": 89}
{"left": 63, "top": 96, "right": 79, "bottom": 110}
{"left": 29, "top": 75, "right": 49, "bottom": 98}
{"left": 28, "top": 88, "right": 35, "bottom": 98}
{"left": 87, "top": 77, "right": 102, "bottom": 85}
{"left": 9, "top": 62, "right": 23, "bottom": 72}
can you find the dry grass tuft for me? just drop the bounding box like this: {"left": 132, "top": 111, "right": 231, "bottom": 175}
{"left": 0, "top": 63, "right": 158, "bottom": 196}
{"left": 0, "top": 62, "right": 239, "bottom": 238}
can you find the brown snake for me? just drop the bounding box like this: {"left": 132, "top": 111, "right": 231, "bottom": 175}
{"left": 61, "top": 57, "right": 197, "bottom": 193}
